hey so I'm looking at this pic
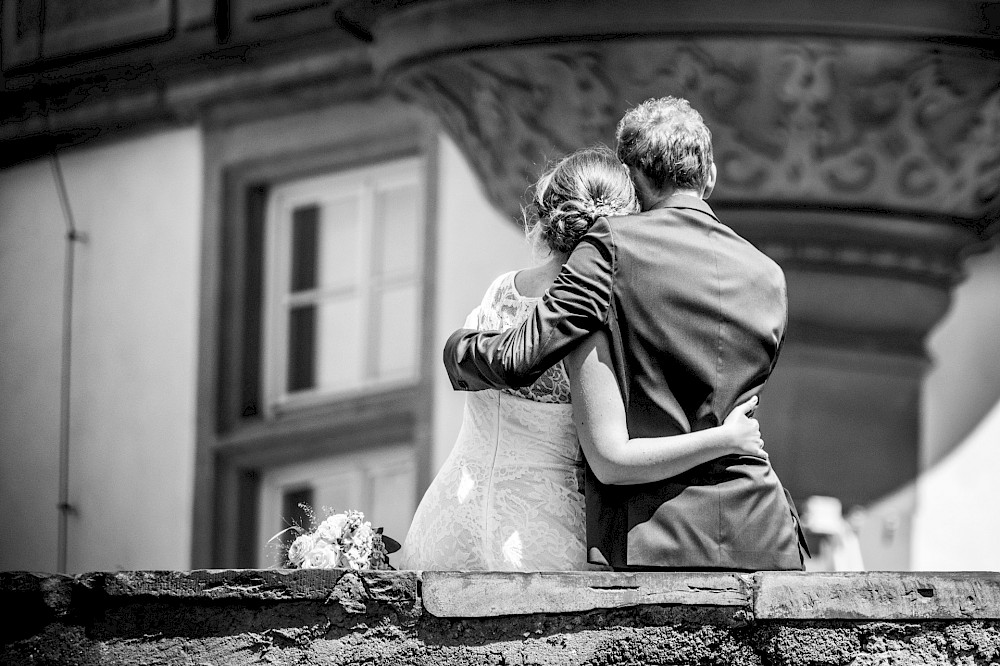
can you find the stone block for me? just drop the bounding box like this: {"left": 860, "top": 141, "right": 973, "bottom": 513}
{"left": 755, "top": 571, "right": 1000, "bottom": 619}
{"left": 0, "top": 571, "right": 74, "bottom": 644}
{"left": 421, "top": 570, "right": 752, "bottom": 617}
{"left": 75, "top": 568, "right": 417, "bottom": 604}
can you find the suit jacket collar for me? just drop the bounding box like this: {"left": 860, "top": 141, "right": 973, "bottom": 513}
{"left": 648, "top": 193, "right": 719, "bottom": 223}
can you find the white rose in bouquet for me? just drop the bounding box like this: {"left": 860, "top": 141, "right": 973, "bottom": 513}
{"left": 302, "top": 544, "right": 341, "bottom": 569}
{"left": 286, "top": 533, "right": 315, "bottom": 567}
{"left": 316, "top": 513, "right": 349, "bottom": 543}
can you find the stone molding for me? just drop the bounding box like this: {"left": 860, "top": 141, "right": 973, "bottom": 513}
{"left": 718, "top": 207, "right": 983, "bottom": 288}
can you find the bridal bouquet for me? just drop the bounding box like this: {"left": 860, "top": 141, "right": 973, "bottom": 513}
{"left": 272, "top": 507, "right": 400, "bottom": 570}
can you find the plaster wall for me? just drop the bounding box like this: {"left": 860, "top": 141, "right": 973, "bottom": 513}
{"left": 430, "top": 135, "right": 533, "bottom": 473}
{"left": 922, "top": 241, "right": 1000, "bottom": 467}
{"left": 0, "top": 161, "right": 66, "bottom": 572}
{"left": 0, "top": 128, "right": 203, "bottom": 572}
{"left": 913, "top": 244, "right": 1000, "bottom": 569}
{"left": 852, "top": 242, "right": 1000, "bottom": 572}
{"left": 914, "top": 397, "right": 1000, "bottom": 570}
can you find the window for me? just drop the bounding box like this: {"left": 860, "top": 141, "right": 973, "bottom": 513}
{"left": 197, "top": 108, "right": 438, "bottom": 569}
{"left": 263, "top": 157, "right": 425, "bottom": 412}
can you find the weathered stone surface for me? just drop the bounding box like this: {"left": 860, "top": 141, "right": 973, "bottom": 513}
{"left": 422, "top": 571, "right": 751, "bottom": 617}
{"left": 756, "top": 572, "right": 1000, "bottom": 619}
{"left": 3, "top": 570, "right": 1000, "bottom": 665}
{"left": 68, "top": 569, "right": 421, "bottom": 644}
{"left": 754, "top": 623, "right": 864, "bottom": 666}
{"left": 755, "top": 621, "right": 1000, "bottom": 666}
{"left": 0, "top": 571, "right": 74, "bottom": 610}
{"left": 0, "top": 572, "right": 75, "bottom": 645}
{"left": 76, "top": 568, "right": 418, "bottom": 605}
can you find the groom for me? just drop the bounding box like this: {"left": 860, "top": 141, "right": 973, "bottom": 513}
{"left": 444, "top": 96, "right": 805, "bottom": 571}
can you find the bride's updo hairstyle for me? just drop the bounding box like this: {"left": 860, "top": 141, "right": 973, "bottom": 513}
{"left": 525, "top": 145, "right": 639, "bottom": 255}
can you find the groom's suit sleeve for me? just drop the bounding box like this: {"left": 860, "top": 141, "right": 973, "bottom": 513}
{"left": 443, "top": 217, "right": 615, "bottom": 391}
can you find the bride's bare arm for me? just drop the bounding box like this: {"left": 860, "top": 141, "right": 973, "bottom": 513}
{"left": 564, "top": 330, "right": 767, "bottom": 486}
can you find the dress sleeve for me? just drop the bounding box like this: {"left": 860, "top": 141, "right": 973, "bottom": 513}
{"left": 467, "top": 270, "right": 513, "bottom": 332}
{"left": 462, "top": 306, "right": 482, "bottom": 330}
{"left": 442, "top": 217, "right": 615, "bottom": 391}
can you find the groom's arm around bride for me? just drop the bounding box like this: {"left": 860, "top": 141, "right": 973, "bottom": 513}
{"left": 444, "top": 96, "right": 806, "bottom": 571}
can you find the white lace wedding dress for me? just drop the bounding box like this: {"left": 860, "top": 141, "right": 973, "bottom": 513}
{"left": 397, "top": 271, "right": 589, "bottom": 571}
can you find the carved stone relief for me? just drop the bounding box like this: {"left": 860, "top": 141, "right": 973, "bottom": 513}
{"left": 391, "top": 37, "right": 1000, "bottom": 235}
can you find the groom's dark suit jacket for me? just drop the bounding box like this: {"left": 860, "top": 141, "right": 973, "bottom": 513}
{"left": 444, "top": 194, "right": 805, "bottom": 570}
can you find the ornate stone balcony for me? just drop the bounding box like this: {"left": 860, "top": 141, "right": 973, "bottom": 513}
{"left": 3, "top": 569, "right": 1000, "bottom": 664}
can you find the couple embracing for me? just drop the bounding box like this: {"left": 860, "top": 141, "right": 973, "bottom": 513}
{"left": 399, "top": 96, "right": 807, "bottom": 572}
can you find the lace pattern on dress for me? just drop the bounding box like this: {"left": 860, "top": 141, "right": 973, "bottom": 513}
{"left": 475, "top": 272, "right": 572, "bottom": 405}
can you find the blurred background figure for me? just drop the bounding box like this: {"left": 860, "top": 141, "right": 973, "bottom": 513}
{"left": 1, "top": 0, "right": 998, "bottom": 574}
{"left": 801, "top": 496, "right": 865, "bottom": 572}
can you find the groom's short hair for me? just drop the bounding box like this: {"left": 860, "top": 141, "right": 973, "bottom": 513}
{"left": 615, "top": 96, "right": 714, "bottom": 193}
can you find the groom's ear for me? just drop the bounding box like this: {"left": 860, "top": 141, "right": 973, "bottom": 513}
{"left": 702, "top": 163, "right": 717, "bottom": 200}
{"left": 628, "top": 165, "right": 653, "bottom": 210}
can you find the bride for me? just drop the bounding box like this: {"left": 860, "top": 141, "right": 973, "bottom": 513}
{"left": 397, "top": 146, "right": 768, "bottom": 571}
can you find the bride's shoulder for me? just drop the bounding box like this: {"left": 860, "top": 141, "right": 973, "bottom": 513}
{"left": 480, "top": 270, "right": 520, "bottom": 302}
{"left": 477, "top": 269, "right": 535, "bottom": 324}
{"left": 484, "top": 270, "right": 517, "bottom": 293}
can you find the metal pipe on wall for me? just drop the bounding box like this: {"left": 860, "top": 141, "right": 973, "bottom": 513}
{"left": 50, "top": 151, "right": 82, "bottom": 574}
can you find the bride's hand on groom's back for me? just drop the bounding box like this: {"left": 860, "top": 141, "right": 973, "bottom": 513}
{"left": 722, "top": 396, "right": 768, "bottom": 461}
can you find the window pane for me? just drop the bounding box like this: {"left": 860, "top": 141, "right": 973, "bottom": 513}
{"left": 289, "top": 204, "right": 319, "bottom": 293}
{"left": 313, "top": 468, "right": 361, "bottom": 517}
{"left": 319, "top": 195, "right": 361, "bottom": 290}
{"left": 281, "top": 486, "right": 313, "bottom": 534}
{"left": 374, "top": 283, "right": 419, "bottom": 380}
{"left": 316, "top": 296, "right": 364, "bottom": 390}
{"left": 276, "top": 486, "right": 313, "bottom": 561}
{"left": 265, "top": 159, "right": 425, "bottom": 408}
{"left": 287, "top": 304, "right": 316, "bottom": 392}
{"left": 368, "top": 458, "right": 416, "bottom": 549}
{"left": 373, "top": 183, "right": 421, "bottom": 282}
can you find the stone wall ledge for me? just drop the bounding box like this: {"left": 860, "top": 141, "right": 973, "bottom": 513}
{"left": 3, "top": 570, "right": 1000, "bottom": 665}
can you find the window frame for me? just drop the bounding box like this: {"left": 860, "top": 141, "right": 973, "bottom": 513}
{"left": 194, "top": 105, "right": 440, "bottom": 568}
{"left": 261, "top": 156, "right": 427, "bottom": 415}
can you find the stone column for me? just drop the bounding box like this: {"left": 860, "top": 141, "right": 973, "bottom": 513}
{"left": 365, "top": 0, "right": 1000, "bottom": 514}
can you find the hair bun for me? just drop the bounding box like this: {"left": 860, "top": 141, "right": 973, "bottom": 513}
{"left": 542, "top": 200, "right": 595, "bottom": 254}
{"left": 524, "top": 145, "right": 638, "bottom": 255}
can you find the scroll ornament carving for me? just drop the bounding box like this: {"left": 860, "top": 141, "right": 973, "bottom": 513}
{"left": 390, "top": 38, "right": 1000, "bottom": 234}
{"left": 393, "top": 51, "right": 621, "bottom": 218}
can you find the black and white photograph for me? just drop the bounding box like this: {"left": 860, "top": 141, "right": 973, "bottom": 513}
{"left": 1, "top": 1, "right": 999, "bottom": 663}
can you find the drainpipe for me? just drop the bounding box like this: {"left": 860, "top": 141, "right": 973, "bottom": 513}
{"left": 50, "top": 152, "right": 83, "bottom": 574}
